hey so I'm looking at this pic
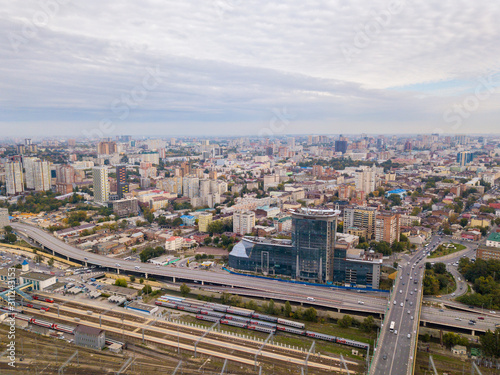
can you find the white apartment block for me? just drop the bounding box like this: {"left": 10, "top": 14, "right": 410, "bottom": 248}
{"left": 92, "top": 166, "right": 110, "bottom": 204}
{"left": 233, "top": 211, "right": 255, "bottom": 235}
{"left": 5, "top": 161, "right": 24, "bottom": 195}
{"left": 355, "top": 165, "right": 377, "bottom": 194}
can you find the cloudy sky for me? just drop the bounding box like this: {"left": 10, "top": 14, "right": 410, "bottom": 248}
{"left": 1, "top": 0, "right": 499, "bottom": 138}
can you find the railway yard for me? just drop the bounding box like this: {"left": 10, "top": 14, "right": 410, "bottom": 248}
{"left": 1, "top": 293, "right": 368, "bottom": 374}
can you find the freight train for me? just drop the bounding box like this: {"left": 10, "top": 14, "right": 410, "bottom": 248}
{"left": 156, "top": 297, "right": 369, "bottom": 350}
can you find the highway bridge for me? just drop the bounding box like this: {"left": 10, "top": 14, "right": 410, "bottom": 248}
{"left": 12, "top": 222, "right": 500, "bottom": 374}
{"left": 11, "top": 222, "right": 387, "bottom": 313}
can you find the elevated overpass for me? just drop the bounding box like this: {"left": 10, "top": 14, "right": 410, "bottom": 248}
{"left": 12, "top": 222, "right": 386, "bottom": 312}
{"left": 0, "top": 282, "right": 34, "bottom": 303}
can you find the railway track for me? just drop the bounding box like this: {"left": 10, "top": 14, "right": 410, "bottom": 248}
{"left": 24, "top": 302, "right": 357, "bottom": 373}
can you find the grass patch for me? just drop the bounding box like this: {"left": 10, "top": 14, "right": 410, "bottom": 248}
{"left": 428, "top": 243, "right": 466, "bottom": 259}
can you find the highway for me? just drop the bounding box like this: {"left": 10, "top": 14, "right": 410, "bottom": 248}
{"left": 11, "top": 222, "right": 387, "bottom": 312}
{"left": 369, "top": 245, "right": 428, "bottom": 375}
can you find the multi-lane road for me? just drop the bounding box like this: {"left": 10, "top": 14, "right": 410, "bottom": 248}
{"left": 369, "top": 246, "right": 426, "bottom": 375}
{"left": 11, "top": 222, "right": 387, "bottom": 311}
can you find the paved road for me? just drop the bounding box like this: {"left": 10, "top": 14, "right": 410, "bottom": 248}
{"left": 12, "top": 222, "right": 387, "bottom": 311}
{"left": 370, "top": 243, "right": 429, "bottom": 375}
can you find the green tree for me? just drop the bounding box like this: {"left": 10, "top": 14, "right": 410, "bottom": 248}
{"left": 433, "top": 263, "right": 446, "bottom": 274}
{"left": 172, "top": 217, "right": 183, "bottom": 227}
{"left": 284, "top": 301, "right": 292, "bottom": 317}
{"left": 265, "top": 299, "right": 276, "bottom": 315}
{"left": 479, "top": 328, "right": 500, "bottom": 357}
{"left": 460, "top": 218, "right": 468, "bottom": 227}
{"left": 361, "top": 315, "right": 376, "bottom": 332}
{"left": 4, "top": 233, "right": 17, "bottom": 244}
{"left": 48, "top": 258, "right": 54, "bottom": 267}
{"left": 114, "top": 278, "right": 128, "bottom": 287}
{"left": 4, "top": 225, "right": 12, "bottom": 233}
{"left": 203, "top": 237, "right": 212, "bottom": 245}
{"left": 129, "top": 275, "right": 136, "bottom": 282}
{"left": 303, "top": 307, "right": 318, "bottom": 322}
{"left": 142, "top": 284, "right": 152, "bottom": 294}
{"left": 423, "top": 273, "right": 440, "bottom": 295}
{"left": 338, "top": 315, "right": 353, "bottom": 328}
{"left": 207, "top": 220, "right": 224, "bottom": 235}
{"left": 139, "top": 277, "right": 144, "bottom": 284}
{"left": 180, "top": 283, "right": 191, "bottom": 297}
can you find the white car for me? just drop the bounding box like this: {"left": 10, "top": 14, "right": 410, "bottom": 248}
{"left": 394, "top": 330, "right": 398, "bottom": 335}
{"left": 490, "top": 311, "right": 496, "bottom": 314}
{"left": 400, "top": 302, "right": 403, "bottom": 307}
{"left": 410, "top": 316, "right": 414, "bottom": 320}
{"left": 399, "top": 290, "right": 402, "bottom": 294}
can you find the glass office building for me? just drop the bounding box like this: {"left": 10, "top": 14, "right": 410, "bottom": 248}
{"left": 229, "top": 208, "right": 382, "bottom": 287}
{"left": 292, "top": 208, "right": 337, "bottom": 283}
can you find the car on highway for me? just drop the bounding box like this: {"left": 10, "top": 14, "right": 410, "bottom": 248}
{"left": 306, "top": 297, "right": 315, "bottom": 301}
{"left": 400, "top": 302, "right": 403, "bottom": 307}
{"left": 489, "top": 311, "right": 496, "bottom": 314}
{"left": 407, "top": 310, "right": 410, "bottom": 314}
{"left": 383, "top": 355, "right": 387, "bottom": 360}
{"left": 455, "top": 317, "right": 461, "bottom": 321}
{"left": 407, "top": 333, "right": 411, "bottom": 339}
{"left": 394, "top": 301, "right": 397, "bottom": 305}
{"left": 394, "top": 330, "right": 398, "bottom": 335}
{"left": 357, "top": 301, "right": 364, "bottom": 305}
{"left": 399, "top": 290, "right": 402, "bottom": 294}
{"left": 410, "top": 316, "right": 414, "bottom": 320}
{"left": 478, "top": 317, "right": 484, "bottom": 320}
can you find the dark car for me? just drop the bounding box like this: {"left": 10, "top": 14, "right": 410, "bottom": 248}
{"left": 383, "top": 355, "right": 387, "bottom": 360}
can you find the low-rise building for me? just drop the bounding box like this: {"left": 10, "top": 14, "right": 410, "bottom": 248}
{"left": 477, "top": 245, "right": 500, "bottom": 261}
{"left": 165, "top": 236, "right": 183, "bottom": 251}
{"left": 19, "top": 272, "right": 56, "bottom": 291}
{"left": 485, "top": 231, "right": 500, "bottom": 248}
{"left": 74, "top": 325, "right": 105, "bottom": 350}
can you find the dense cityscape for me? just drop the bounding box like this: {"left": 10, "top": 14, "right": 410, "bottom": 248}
{"left": 2, "top": 0, "right": 500, "bottom": 374}
{"left": 0, "top": 134, "right": 499, "bottom": 374}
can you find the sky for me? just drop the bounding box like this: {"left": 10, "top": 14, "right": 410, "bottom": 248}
{"left": 1, "top": 0, "right": 500, "bottom": 138}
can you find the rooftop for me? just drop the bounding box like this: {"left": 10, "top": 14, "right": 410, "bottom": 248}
{"left": 21, "top": 271, "right": 55, "bottom": 281}
{"left": 487, "top": 232, "right": 500, "bottom": 243}
{"left": 75, "top": 324, "right": 104, "bottom": 336}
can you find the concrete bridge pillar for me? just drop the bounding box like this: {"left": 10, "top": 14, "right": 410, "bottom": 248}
{"left": 172, "top": 276, "right": 175, "bottom": 283}
{"left": 422, "top": 321, "right": 426, "bottom": 327}
{"left": 117, "top": 269, "right": 120, "bottom": 275}
{"left": 201, "top": 280, "right": 204, "bottom": 286}
{"left": 145, "top": 273, "right": 148, "bottom": 279}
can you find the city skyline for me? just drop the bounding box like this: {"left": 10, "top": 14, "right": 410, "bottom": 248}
{"left": 2, "top": 1, "right": 500, "bottom": 137}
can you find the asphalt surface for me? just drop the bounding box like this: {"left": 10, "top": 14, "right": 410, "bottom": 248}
{"left": 369, "top": 240, "right": 432, "bottom": 375}
{"left": 11, "top": 222, "right": 389, "bottom": 311}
